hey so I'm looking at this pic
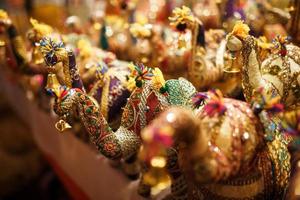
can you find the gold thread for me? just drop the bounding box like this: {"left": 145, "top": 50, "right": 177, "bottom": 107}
{"left": 100, "top": 75, "right": 110, "bottom": 120}
{"left": 62, "top": 51, "right": 72, "bottom": 88}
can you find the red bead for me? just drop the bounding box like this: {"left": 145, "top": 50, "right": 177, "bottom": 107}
{"left": 280, "top": 49, "right": 287, "bottom": 57}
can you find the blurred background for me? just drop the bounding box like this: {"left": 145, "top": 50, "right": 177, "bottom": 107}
{"left": 0, "top": 0, "right": 98, "bottom": 35}
{"left": 0, "top": 0, "right": 82, "bottom": 199}
{"left": 0, "top": 93, "right": 70, "bottom": 200}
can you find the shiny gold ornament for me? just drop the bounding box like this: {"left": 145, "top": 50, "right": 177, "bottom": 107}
{"left": 55, "top": 119, "right": 72, "bottom": 132}
{"left": 45, "top": 73, "right": 61, "bottom": 96}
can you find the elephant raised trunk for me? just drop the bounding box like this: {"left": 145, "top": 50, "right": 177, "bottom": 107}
{"left": 226, "top": 21, "right": 300, "bottom": 109}
{"left": 54, "top": 86, "right": 141, "bottom": 160}
{"left": 39, "top": 37, "right": 84, "bottom": 91}
{"left": 140, "top": 90, "right": 291, "bottom": 199}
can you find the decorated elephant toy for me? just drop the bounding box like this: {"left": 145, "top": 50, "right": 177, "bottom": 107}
{"left": 140, "top": 90, "right": 291, "bottom": 199}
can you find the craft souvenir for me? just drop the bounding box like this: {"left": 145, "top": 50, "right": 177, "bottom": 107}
{"left": 41, "top": 48, "right": 197, "bottom": 195}
{"left": 30, "top": 16, "right": 109, "bottom": 82}
{"left": 39, "top": 38, "right": 130, "bottom": 126}
{"left": 31, "top": 15, "right": 126, "bottom": 97}
{"left": 27, "top": 18, "right": 59, "bottom": 65}
{"left": 106, "top": 0, "right": 175, "bottom": 60}
{"left": 124, "top": 6, "right": 238, "bottom": 91}
{"left": 28, "top": 18, "right": 98, "bottom": 85}
{"left": 169, "top": 6, "right": 241, "bottom": 95}
{"left": 90, "top": 6, "right": 228, "bottom": 85}
{"left": 39, "top": 38, "right": 84, "bottom": 91}
{"left": 90, "top": 1, "right": 182, "bottom": 71}
{"left": 100, "top": 0, "right": 137, "bottom": 60}
{"left": 140, "top": 90, "right": 291, "bottom": 199}
{"left": 129, "top": 22, "right": 190, "bottom": 79}
{"left": 27, "top": 16, "right": 133, "bottom": 125}
{"left": 0, "top": 10, "right": 46, "bottom": 75}
{"left": 222, "top": 0, "right": 290, "bottom": 35}
{"left": 89, "top": 1, "right": 172, "bottom": 70}
{"left": 0, "top": 11, "right": 51, "bottom": 109}
{"left": 85, "top": 11, "right": 106, "bottom": 47}
{"left": 226, "top": 21, "right": 300, "bottom": 109}
{"left": 63, "top": 16, "right": 125, "bottom": 87}
{"left": 26, "top": 18, "right": 88, "bottom": 105}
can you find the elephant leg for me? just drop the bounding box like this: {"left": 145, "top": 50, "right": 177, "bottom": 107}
{"left": 123, "top": 153, "right": 140, "bottom": 180}
{"left": 165, "top": 148, "right": 189, "bottom": 200}
{"left": 138, "top": 171, "right": 152, "bottom": 198}
{"left": 137, "top": 161, "right": 154, "bottom": 198}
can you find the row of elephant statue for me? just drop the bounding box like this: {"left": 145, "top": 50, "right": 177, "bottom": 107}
{"left": 0, "top": 4, "right": 300, "bottom": 199}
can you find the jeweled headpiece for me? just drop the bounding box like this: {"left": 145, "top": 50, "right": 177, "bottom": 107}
{"left": 229, "top": 20, "right": 250, "bottom": 39}
{"left": 169, "top": 6, "right": 195, "bottom": 31}
{"left": 29, "top": 18, "right": 54, "bottom": 40}
{"left": 39, "top": 37, "right": 66, "bottom": 66}
{"left": 126, "top": 63, "right": 167, "bottom": 93}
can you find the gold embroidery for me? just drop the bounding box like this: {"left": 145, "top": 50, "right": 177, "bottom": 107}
{"left": 100, "top": 76, "right": 110, "bottom": 120}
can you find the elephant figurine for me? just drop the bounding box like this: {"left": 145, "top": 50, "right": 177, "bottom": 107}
{"left": 63, "top": 16, "right": 124, "bottom": 89}
{"left": 98, "top": 0, "right": 137, "bottom": 61}
{"left": 39, "top": 37, "right": 131, "bottom": 127}
{"left": 140, "top": 90, "right": 291, "bottom": 199}
{"left": 0, "top": 11, "right": 54, "bottom": 110}
{"left": 169, "top": 6, "right": 241, "bottom": 96}
{"left": 127, "top": 6, "right": 241, "bottom": 94}
{"left": 0, "top": 10, "right": 46, "bottom": 75}
{"left": 226, "top": 21, "right": 300, "bottom": 109}
{"left": 128, "top": 21, "right": 190, "bottom": 79}
{"left": 41, "top": 43, "right": 197, "bottom": 195}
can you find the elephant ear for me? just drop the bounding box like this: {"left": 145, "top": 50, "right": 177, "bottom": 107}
{"left": 165, "top": 78, "right": 196, "bottom": 107}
